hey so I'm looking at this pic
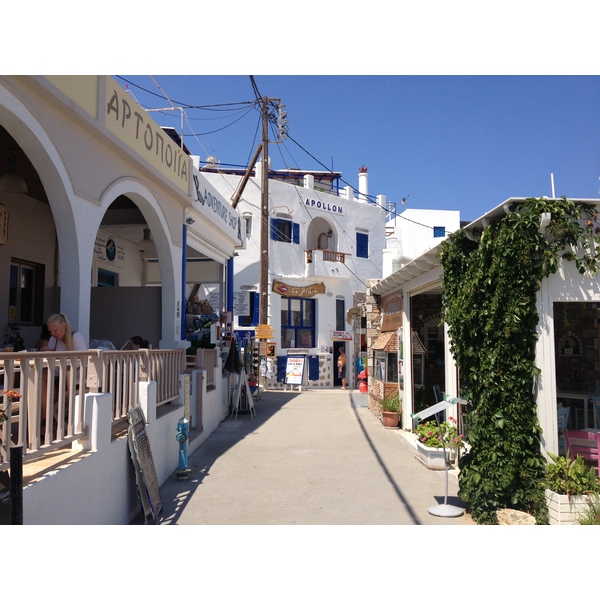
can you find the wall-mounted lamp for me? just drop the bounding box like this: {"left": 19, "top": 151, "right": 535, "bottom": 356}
{"left": 137, "top": 227, "right": 156, "bottom": 257}
{"left": 327, "top": 229, "right": 333, "bottom": 238}
{"left": 186, "top": 217, "right": 195, "bottom": 225}
{"left": 0, "top": 150, "right": 28, "bottom": 195}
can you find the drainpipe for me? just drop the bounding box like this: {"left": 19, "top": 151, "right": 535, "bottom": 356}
{"left": 181, "top": 223, "right": 187, "bottom": 341}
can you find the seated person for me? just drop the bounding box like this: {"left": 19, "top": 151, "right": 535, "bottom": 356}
{"left": 121, "top": 336, "right": 151, "bottom": 350}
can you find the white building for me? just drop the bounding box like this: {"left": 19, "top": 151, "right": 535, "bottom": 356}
{"left": 383, "top": 208, "right": 461, "bottom": 278}
{"left": 202, "top": 164, "right": 388, "bottom": 389}
{"left": 0, "top": 76, "right": 243, "bottom": 523}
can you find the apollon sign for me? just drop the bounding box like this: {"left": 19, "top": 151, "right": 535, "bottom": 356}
{"left": 272, "top": 280, "right": 325, "bottom": 297}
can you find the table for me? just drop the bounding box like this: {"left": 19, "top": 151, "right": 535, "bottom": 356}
{"left": 557, "top": 391, "right": 597, "bottom": 430}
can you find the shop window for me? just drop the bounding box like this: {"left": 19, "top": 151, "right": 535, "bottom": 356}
{"left": 8, "top": 259, "right": 45, "bottom": 325}
{"left": 281, "top": 297, "right": 315, "bottom": 348}
{"left": 374, "top": 351, "right": 398, "bottom": 383}
{"left": 239, "top": 292, "right": 260, "bottom": 326}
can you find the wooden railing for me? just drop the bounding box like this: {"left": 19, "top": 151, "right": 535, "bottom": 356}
{"left": 305, "top": 248, "right": 347, "bottom": 264}
{"left": 0, "top": 348, "right": 185, "bottom": 470}
{"left": 193, "top": 349, "right": 218, "bottom": 387}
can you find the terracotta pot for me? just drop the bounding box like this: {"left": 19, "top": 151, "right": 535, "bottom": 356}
{"left": 381, "top": 411, "right": 400, "bottom": 428}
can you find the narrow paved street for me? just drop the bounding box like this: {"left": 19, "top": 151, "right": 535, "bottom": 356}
{"left": 152, "top": 389, "right": 474, "bottom": 525}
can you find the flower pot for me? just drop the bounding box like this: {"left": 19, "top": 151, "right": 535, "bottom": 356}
{"left": 381, "top": 411, "right": 399, "bottom": 428}
{"left": 415, "top": 440, "right": 454, "bottom": 470}
{"left": 545, "top": 489, "right": 591, "bottom": 525}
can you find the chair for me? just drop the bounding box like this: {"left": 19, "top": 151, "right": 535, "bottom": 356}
{"left": 564, "top": 429, "right": 600, "bottom": 471}
{"left": 557, "top": 407, "right": 570, "bottom": 455}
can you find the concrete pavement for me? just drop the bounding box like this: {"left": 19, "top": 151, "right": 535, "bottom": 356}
{"left": 149, "top": 388, "right": 475, "bottom": 525}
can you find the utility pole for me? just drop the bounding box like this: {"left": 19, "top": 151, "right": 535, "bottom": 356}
{"left": 259, "top": 96, "right": 270, "bottom": 326}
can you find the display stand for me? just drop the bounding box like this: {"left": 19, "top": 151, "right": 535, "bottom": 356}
{"left": 231, "top": 368, "right": 256, "bottom": 420}
{"left": 284, "top": 356, "right": 305, "bottom": 391}
{"left": 411, "top": 392, "right": 466, "bottom": 518}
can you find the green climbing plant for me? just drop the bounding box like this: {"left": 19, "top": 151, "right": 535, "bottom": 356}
{"left": 439, "top": 197, "right": 600, "bottom": 524}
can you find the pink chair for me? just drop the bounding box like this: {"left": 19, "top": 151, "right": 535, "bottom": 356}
{"left": 564, "top": 429, "right": 600, "bottom": 470}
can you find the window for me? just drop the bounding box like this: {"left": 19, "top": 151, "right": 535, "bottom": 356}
{"left": 433, "top": 226, "right": 446, "bottom": 238}
{"left": 374, "top": 351, "right": 398, "bottom": 383}
{"left": 281, "top": 297, "right": 315, "bottom": 348}
{"left": 8, "top": 259, "right": 45, "bottom": 325}
{"left": 356, "top": 232, "right": 368, "bottom": 258}
{"left": 239, "top": 292, "right": 260, "bottom": 327}
{"left": 336, "top": 298, "right": 345, "bottom": 331}
{"left": 243, "top": 214, "right": 252, "bottom": 239}
{"left": 271, "top": 217, "right": 300, "bottom": 244}
{"left": 98, "top": 268, "right": 118, "bottom": 287}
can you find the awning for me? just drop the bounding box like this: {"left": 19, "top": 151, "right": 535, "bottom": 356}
{"left": 372, "top": 331, "right": 396, "bottom": 351}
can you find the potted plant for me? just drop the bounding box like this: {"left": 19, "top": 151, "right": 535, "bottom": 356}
{"left": 380, "top": 393, "right": 400, "bottom": 428}
{"left": 414, "top": 416, "right": 464, "bottom": 469}
{"left": 545, "top": 452, "right": 600, "bottom": 525}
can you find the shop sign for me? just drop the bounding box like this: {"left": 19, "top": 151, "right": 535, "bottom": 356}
{"left": 381, "top": 290, "right": 403, "bottom": 331}
{"left": 332, "top": 331, "right": 352, "bottom": 341}
{"left": 272, "top": 280, "right": 325, "bottom": 297}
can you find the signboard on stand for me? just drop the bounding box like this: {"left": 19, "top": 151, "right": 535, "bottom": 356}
{"left": 285, "top": 356, "right": 305, "bottom": 386}
{"left": 128, "top": 406, "right": 162, "bottom": 524}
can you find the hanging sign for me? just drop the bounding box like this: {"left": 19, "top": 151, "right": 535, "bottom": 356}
{"left": 332, "top": 331, "right": 352, "bottom": 341}
{"left": 272, "top": 280, "right": 325, "bottom": 297}
{"left": 255, "top": 324, "right": 274, "bottom": 339}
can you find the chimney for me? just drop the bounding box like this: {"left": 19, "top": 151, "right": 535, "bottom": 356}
{"left": 358, "top": 165, "right": 368, "bottom": 202}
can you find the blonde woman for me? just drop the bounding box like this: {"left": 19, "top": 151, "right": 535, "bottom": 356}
{"left": 46, "top": 313, "right": 87, "bottom": 351}
{"left": 41, "top": 314, "right": 87, "bottom": 436}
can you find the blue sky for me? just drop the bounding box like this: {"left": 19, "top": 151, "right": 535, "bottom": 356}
{"left": 117, "top": 75, "right": 599, "bottom": 223}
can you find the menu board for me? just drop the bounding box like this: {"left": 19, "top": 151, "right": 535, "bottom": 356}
{"left": 285, "top": 357, "right": 305, "bottom": 385}
{"left": 128, "top": 406, "right": 162, "bottom": 524}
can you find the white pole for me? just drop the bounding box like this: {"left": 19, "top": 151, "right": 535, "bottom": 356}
{"left": 551, "top": 173, "right": 556, "bottom": 198}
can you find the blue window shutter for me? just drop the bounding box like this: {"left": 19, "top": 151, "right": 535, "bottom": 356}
{"left": 356, "top": 232, "right": 368, "bottom": 258}
{"left": 433, "top": 226, "right": 445, "bottom": 238}
{"left": 276, "top": 356, "right": 287, "bottom": 382}
{"left": 252, "top": 292, "right": 260, "bottom": 325}
{"left": 308, "top": 355, "right": 319, "bottom": 380}
{"left": 270, "top": 218, "right": 279, "bottom": 241}
{"left": 292, "top": 222, "right": 300, "bottom": 244}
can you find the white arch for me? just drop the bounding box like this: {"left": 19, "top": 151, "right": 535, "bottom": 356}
{"left": 1, "top": 83, "right": 89, "bottom": 335}
{"left": 99, "top": 178, "right": 182, "bottom": 346}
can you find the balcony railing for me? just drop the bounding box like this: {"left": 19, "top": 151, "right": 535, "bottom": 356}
{"left": 0, "top": 347, "right": 185, "bottom": 470}
{"left": 305, "top": 248, "right": 347, "bottom": 264}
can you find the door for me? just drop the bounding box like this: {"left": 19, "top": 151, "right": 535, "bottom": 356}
{"left": 333, "top": 341, "right": 346, "bottom": 387}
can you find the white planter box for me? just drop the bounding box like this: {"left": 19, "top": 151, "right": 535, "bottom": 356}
{"left": 545, "top": 489, "right": 590, "bottom": 525}
{"left": 415, "top": 440, "right": 454, "bottom": 470}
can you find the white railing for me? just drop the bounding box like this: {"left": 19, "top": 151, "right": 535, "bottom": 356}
{"left": 1, "top": 348, "right": 185, "bottom": 470}
{"left": 194, "top": 349, "right": 217, "bottom": 387}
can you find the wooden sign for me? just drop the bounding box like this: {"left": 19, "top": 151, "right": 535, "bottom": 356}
{"left": 272, "top": 280, "right": 325, "bottom": 297}
{"left": 255, "top": 324, "right": 274, "bottom": 339}
{"left": 128, "top": 406, "right": 162, "bottom": 524}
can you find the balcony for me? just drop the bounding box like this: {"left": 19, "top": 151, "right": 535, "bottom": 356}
{"left": 305, "top": 248, "right": 348, "bottom": 278}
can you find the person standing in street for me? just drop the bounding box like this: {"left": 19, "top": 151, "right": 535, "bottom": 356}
{"left": 337, "top": 346, "right": 347, "bottom": 390}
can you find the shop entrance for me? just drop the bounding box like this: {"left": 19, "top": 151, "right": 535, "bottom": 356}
{"left": 333, "top": 341, "right": 346, "bottom": 387}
